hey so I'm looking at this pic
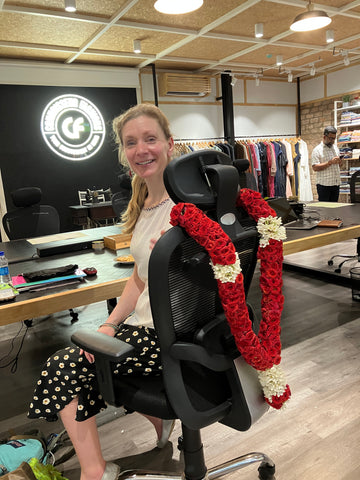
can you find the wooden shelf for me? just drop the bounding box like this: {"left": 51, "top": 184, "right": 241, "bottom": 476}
{"left": 338, "top": 140, "right": 360, "bottom": 144}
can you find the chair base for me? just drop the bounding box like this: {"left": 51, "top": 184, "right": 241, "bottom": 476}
{"left": 118, "top": 453, "right": 275, "bottom": 480}
{"left": 328, "top": 255, "right": 360, "bottom": 273}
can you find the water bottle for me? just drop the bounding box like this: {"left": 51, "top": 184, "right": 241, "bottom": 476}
{"left": 0, "top": 251, "right": 11, "bottom": 284}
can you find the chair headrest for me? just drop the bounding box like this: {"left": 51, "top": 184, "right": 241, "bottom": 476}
{"left": 164, "top": 149, "right": 235, "bottom": 209}
{"left": 233, "top": 159, "right": 250, "bottom": 173}
{"left": 11, "top": 187, "right": 42, "bottom": 207}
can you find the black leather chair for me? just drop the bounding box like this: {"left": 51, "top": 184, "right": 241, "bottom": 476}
{"left": 328, "top": 169, "right": 360, "bottom": 272}
{"left": 2, "top": 187, "right": 60, "bottom": 240}
{"left": 2, "top": 186, "right": 78, "bottom": 323}
{"left": 72, "top": 150, "right": 275, "bottom": 480}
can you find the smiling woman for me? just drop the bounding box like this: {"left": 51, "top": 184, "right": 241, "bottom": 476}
{"left": 28, "top": 103, "right": 177, "bottom": 480}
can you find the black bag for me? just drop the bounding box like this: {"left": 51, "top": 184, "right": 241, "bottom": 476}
{"left": 22, "top": 265, "right": 78, "bottom": 282}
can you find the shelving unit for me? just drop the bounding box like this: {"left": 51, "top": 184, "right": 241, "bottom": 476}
{"left": 334, "top": 100, "right": 360, "bottom": 200}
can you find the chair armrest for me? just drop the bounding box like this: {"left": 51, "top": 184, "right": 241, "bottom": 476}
{"left": 71, "top": 328, "right": 134, "bottom": 361}
{"left": 170, "top": 342, "right": 232, "bottom": 371}
{"left": 71, "top": 329, "right": 135, "bottom": 406}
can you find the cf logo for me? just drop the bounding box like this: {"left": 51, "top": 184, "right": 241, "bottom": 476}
{"left": 41, "top": 94, "right": 106, "bottom": 161}
{"left": 62, "top": 116, "right": 85, "bottom": 140}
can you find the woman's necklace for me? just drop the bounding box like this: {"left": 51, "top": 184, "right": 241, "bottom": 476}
{"left": 143, "top": 196, "right": 170, "bottom": 211}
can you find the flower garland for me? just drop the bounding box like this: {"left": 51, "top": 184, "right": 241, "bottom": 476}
{"left": 170, "top": 188, "right": 291, "bottom": 409}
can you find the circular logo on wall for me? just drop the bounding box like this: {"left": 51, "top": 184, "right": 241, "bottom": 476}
{"left": 41, "top": 94, "right": 106, "bottom": 161}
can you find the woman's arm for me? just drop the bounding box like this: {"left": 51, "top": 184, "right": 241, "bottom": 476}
{"left": 81, "top": 265, "right": 144, "bottom": 363}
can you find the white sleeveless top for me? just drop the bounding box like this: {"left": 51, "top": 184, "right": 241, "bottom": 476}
{"left": 128, "top": 198, "right": 175, "bottom": 328}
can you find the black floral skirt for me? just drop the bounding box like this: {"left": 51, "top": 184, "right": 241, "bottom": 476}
{"left": 28, "top": 324, "right": 161, "bottom": 422}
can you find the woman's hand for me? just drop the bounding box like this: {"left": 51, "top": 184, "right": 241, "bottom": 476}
{"left": 80, "top": 325, "right": 117, "bottom": 364}
{"left": 150, "top": 229, "right": 166, "bottom": 250}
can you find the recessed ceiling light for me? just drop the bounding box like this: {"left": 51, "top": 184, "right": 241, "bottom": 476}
{"left": 154, "top": 0, "right": 203, "bottom": 14}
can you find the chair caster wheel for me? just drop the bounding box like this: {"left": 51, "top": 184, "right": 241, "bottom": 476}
{"left": 258, "top": 461, "right": 275, "bottom": 480}
{"left": 328, "top": 260, "right": 333, "bottom": 266}
{"left": 69, "top": 309, "right": 79, "bottom": 323}
{"left": 335, "top": 268, "right": 341, "bottom": 274}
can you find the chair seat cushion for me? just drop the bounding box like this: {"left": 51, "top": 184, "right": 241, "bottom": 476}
{"left": 113, "top": 375, "right": 176, "bottom": 420}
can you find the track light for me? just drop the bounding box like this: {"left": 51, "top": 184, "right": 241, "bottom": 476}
{"left": 255, "top": 23, "right": 264, "bottom": 38}
{"left": 276, "top": 55, "right": 283, "bottom": 66}
{"left": 64, "top": 0, "right": 76, "bottom": 12}
{"left": 290, "top": 1, "right": 331, "bottom": 32}
{"left": 255, "top": 76, "right": 260, "bottom": 87}
{"left": 310, "top": 64, "right": 316, "bottom": 76}
{"left": 230, "top": 75, "right": 237, "bottom": 87}
{"left": 133, "top": 40, "right": 141, "bottom": 54}
{"left": 344, "top": 55, "right": 350, "bottom": 66}
{"left": 288, "top": 72, "right": 293, "bottom": 83}
{"left": 154, "top": 0, "right": 203, "bottom": 14}
{"left": 326, "top": 29, "right": 334, "bottom": 43}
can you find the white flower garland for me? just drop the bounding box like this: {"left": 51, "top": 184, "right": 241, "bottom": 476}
{"left": 257, "top": 365, "right": 288, "bottom": 406}
{"left": 210, "top": 252, "right": 241, "bottom": 283}
{"left": 257, "top": 215, "right": 286, "bottom": 248}
{"left": 209, "top": 216, "right": 289, "bottom": 408}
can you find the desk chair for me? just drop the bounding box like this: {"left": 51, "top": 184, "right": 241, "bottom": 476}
{"left": 72, "top": 150, "right": 275, "bottom": 480}
{"left": 111, "top": 192, "right": 129, "bottom": 222}
{"left": 78, "top": 190, "right": 88, "bottom": 206}
{"left": 328, "top": 169, "right": 360, "bottom": 272}
{"left": 2, "top": 187, "right": 60, "bottom": 240}
{"left": 2, "top": 187, "right": 78, "bottom": 324}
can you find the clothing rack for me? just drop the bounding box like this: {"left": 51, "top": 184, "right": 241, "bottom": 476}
{"left": 235, "top": 134, "right": 297, "bottom": 139}
{"left": 174, "top": 137, "right": 226, "bottom": 142}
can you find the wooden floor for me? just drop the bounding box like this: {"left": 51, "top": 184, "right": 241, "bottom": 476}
{"left": 0, "top": 241, "right": 359, "bottom": 479}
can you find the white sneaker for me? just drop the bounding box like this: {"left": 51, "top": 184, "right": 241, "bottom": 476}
{"left": 156, "top": 419, "right": 176, "bottom": 448}
{"left": 101, "top": 462, "right": 120, "bottom": 480}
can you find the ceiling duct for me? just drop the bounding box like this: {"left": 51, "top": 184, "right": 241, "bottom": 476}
{"left": 158, "top": 73, "right": 211, "bottom": 97}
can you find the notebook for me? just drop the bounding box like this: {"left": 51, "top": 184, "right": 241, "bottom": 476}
{"left": 267, "top": 197, "right": 320, "bottom": 230}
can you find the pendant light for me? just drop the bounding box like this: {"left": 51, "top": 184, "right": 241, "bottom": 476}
{"left": 290, "top": 1, "right": 331, "bottom": 32}
{"left": 154, "top": 0, "right": 203, "bottom": 14}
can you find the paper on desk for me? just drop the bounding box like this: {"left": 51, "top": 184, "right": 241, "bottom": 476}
{"left": 27, "top": 231, "right": 86, "bottom": 244}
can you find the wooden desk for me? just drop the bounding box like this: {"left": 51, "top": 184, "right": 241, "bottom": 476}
{"left": 283, "top": 203, "right": 360, "bottom": 255}
{"left": 1, "top": 203, "right": 359, "bottom": 326}
{"left": 0, "top": 226, "right": 130, "bottom": 326}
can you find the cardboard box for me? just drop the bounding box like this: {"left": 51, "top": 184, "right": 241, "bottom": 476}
{"left": 104, "top": 234, "right": 132, "bottom": 251}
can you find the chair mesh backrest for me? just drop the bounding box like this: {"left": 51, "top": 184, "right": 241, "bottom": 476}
{"left": 149, "top": 210, "right": 259, "bottom": 430}
{"left": 3, "top": 205, "right": 60, "bottom": 240}
{"left": 167, "top": 231, "right": 258, "bottom": 341}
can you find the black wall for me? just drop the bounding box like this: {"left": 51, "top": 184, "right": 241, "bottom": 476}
{"left": 0, "top": 84, "right": 137, "bottom": 232}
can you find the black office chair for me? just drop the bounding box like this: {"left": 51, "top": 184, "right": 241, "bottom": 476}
{"left": 2, "top": 187, "right": 60, "bottom": 240}
{"left": 328, "top": 169, "right": 360, "bottom": 272}
{"left": 111, "top": 192, "right": 129, "bottom": 222}
{"left": 2, "top": 186, "right": 78, "bottom": 323}
{"left": 72, "top": 150, "right": 275, "bottom": 480}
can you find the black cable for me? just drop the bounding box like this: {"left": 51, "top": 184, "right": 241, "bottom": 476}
{"left": 0, "top": 321, "right": 29, "bottom": 373}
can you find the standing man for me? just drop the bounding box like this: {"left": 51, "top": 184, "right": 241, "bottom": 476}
{"left": 311, "top": 126, "right": 342, "bottom": 202}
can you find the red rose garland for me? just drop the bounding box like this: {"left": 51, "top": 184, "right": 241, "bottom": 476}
{"left": 170, "top": 188, "right": 291, "bottom": 409}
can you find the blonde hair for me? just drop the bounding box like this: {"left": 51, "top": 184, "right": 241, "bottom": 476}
{"left": 112, "top": 104, "right": 173, "bottom": 234}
